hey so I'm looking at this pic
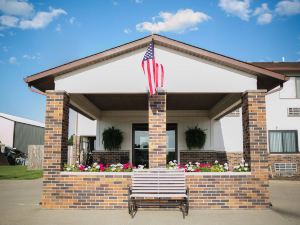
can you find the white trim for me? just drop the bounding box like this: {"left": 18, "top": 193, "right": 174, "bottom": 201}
{"left": 0, "top": 112, "right": 44, "bottom": 127}
{"left": 185, "top": 172, "right": 251, "bottom": 176}
{"left": 60, "top": 171, "right": 251, "bottom": 176}
{"left": 61, "top": 171, "right": 132, "bottom": 176}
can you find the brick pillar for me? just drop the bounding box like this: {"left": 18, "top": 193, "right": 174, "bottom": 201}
{"left": 43, "top": 91, "right": 69, "bottom": 173}
{"left": 242, "top": 90, "right": 269, "bottom": 206}
{"left": 148, "top": 91, "right": 167, "bottom": 168}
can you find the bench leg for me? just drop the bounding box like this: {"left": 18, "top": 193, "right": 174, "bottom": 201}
{"left": 185, "top": 197, "right": 189, "bottom": 216}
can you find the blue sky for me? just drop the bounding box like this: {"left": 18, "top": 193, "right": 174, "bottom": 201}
{"left": 0, "top": 0, "right": 300, "bottom": 123}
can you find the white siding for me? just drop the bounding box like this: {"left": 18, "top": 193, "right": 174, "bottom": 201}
{"left": 0, "top": 117, "right": 14, "bottom": 147}
{"left": 55, "top": 46, "right": 257, "bottom": 94}
{"left": 266, "top": 75, "right": 300, "bottom": 151}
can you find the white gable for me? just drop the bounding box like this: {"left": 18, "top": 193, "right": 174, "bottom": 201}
{"left": 55, "top": 46, "right": 257, "bottom": 93}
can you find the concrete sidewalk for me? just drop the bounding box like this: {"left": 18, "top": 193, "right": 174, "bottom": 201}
{"left": 0, "top": 180, "right": 299, "bottom": 225}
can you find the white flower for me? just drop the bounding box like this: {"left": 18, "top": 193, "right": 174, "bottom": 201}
{"left": 241, "top": 159, "right": 245, "bottom": 164}
{"left": 224, "top": 166, "right": 229, "bottom": 171}
{"left": 138, "top": 165, "right": 144, "bottom": 169}
{"left": 214, "top": 160, "right": 218, "bottom": 164}
{"left": 76, "top": 161, "right": 79, "bottom": 164}
{"left": 96, "top": 165, "right": 100, "bottom": 169}
{"left": 117, "top": 163, "right": 122, "bottom": 167}
{"left": 111, "top": 167, "right": 116, "bottom": 171}
{"left": 88, "top": 166, "right": 91, "bottom": 169}
{"left": 173, "top": 160, "right": 177, "bottom": 163}
{"left": 234, "top": 166, "right": 239, "bottom": 169}
{"left": 224, "top": 163, "right": 228, "bottom": 166}
{"left": 195, "top": 162, "right": 200, "bottom": 166}
{"left": 84, "top": 168, "right": 88, "bottom": 171}
{"left": 93, "top": 162, "right": 98, "bottom": 166}
{"left": 66, "top": 167, "right": 71, "bottom": 171}
{"left": 189, "top": 162, "right": 192, "bottom": 165}
{"left": 240, "top": 163, "right": 244, "bottom": 167}
{"left": 245, "top": 163, "right": 248, "bottom": 167}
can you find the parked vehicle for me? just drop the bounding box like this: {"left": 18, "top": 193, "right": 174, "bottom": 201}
{"left": 3, "top": 146, "right": 27, "bottom": 165}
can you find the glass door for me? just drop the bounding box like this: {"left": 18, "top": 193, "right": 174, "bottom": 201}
{"left": 132, "top": 124, "right": 149, "bottom": 167}
{"left": 132, "top": 124, "right": 177, "bottom": 167}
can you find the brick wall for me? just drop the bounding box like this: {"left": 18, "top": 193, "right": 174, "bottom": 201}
{"left": 92, "top": 151, "right": 130, "bottom": 164}
{"left": 148, "top": 91, "right": 167, "bottom": 168}
{"left": 43, "top": 91, "right": 69, "bottom": 173}
{"left": 42, "top": 173, "right": 131, "bottom": 209}
{"left": 180, "top": 151, "right": 242, "bottom": 169}
{"left": 241, "top": 90, "right": 269, "bottom": 207}
{"left": 42, "top": 172, "right": 269, "bottom": 209}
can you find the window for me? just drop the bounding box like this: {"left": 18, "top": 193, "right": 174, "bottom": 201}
{"left": 296, "top": 77, "right": 300, "bottom": 98}
{"left": 287, "top": 108, "right": 300, "bottom": 117}
{"left": 269, "top": 130, "right": 298, "bottom": 153}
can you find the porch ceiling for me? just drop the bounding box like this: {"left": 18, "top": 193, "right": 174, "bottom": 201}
{"left": 83, "top": 93, "right": 229, "bottom": 111}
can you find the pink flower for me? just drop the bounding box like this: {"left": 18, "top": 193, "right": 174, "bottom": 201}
{"left": 79, "top": 164, "right": 85, "bottom": 171}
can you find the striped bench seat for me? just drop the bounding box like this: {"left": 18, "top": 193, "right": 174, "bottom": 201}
{"left": 128, "top": 168, "right": 189, "bottom": 218}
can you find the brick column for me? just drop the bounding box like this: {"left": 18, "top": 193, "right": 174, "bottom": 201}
{"left": 148, "top": 91, "right": 167, "bottom": 168}
{"left": 43, "top": 91, "right": 69, "bottom": 173}
{"left": 242, "top": 90, "right": 269, "bottom": 206}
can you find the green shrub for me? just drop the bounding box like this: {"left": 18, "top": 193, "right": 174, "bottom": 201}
{"left": 185, "top": 126, "right": 206, "bottom": 150}
{"left": 102, "top": 127, "right": 123, "bottom": 151}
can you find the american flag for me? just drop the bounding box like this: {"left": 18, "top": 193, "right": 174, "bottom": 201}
{"left": 141, "top": 42, "right": 164, "bottom": 95}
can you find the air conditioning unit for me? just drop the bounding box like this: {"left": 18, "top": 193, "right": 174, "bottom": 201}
{"left": 287, "top": 108, "right": 300, "bottom": 117}
{"left": 274, "top": 163, "right": 297, "bottom": 176}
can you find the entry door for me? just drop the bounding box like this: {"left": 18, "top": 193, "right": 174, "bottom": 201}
{"left": 132, "top": 124, "right": 177, "bottom": 167}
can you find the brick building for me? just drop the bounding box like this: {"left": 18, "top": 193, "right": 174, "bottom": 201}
{"left": 25, "top": 35, "right": 290, "bottom": 209}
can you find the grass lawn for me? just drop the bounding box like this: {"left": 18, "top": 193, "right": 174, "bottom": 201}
{"left": 0, "top": 166, "right": 43, "bottom": 180}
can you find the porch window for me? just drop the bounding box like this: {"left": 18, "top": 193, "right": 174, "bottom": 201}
{"left": 269, "top": 130, "right": 298, "bottom": 153}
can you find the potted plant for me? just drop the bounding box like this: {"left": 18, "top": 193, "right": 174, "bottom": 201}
{"left": 185, "top": 126, "right": 206, "bottom": 150}
{"left": 102, "top": 127, "right": 123, "bottom": 151}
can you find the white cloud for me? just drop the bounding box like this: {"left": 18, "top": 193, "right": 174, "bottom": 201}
{"left": 123, "top": 28, "right": 131, "bottom": 34}
{"left": 19, "top": 8, "right": 67, "bottom": 29}
{"left": 218, "top": 0, "right": 251, "bottom": 21}
{"left": 136, "top": 9, "right": 210, "bottom": 33}
{"left": 0, "top": 15, "right": 19, "bottom": 27}
{"left": 69, "top": 16, "right": 75, "bottom": 24}
{"left": 8, "top": 56, "right": 17, "bottom": 64}
{"left": 55, "top": 23, "right": 61, "bottom": 32}
{"left": 275, "top": 0, "right": 300, "bottom": 16}
{"left": 253, "top": 3, "right": 273, "bottom": 25}
{"left": 0, "top": 0, "right": 34, "bottom": 17}
{"left": 23, "top": 53, "right": 40, "bottom": 60}
{"left": 0, "top": 1, "right": 67, "bottom": 30}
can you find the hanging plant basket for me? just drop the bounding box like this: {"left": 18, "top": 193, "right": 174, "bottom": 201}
{"left": 185, "top": 126, "right": 206, "bottom": 150}
{"left": 102, "top": 127, "right": 123, "bottom": 151}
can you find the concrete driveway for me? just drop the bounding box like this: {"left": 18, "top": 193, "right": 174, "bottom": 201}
{"left": 0, "top": 180, "right": 299, "bottom": 225}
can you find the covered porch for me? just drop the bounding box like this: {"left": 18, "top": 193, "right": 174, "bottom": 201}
{"left": 25, "top": 34, "right": 287, "bottom": 209}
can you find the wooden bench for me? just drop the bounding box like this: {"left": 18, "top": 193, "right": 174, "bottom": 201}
{"left": 128, "top": 168, "right": 189, "bottom": 218}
